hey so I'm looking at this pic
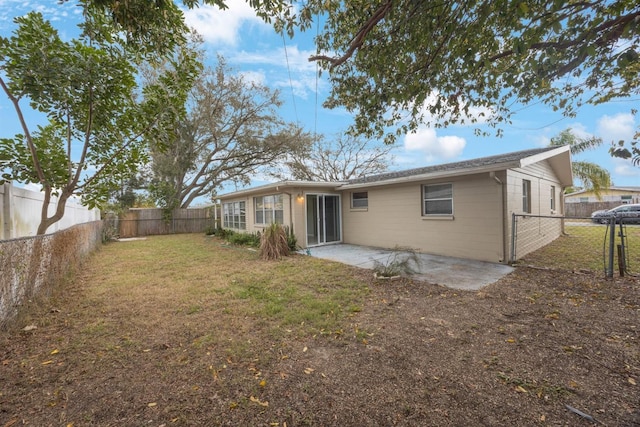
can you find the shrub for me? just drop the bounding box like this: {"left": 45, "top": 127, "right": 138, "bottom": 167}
{"left": 215, "top": 228, "right": 234, "bottom": 239}
{"left": 284, "top": 226, "right": 298, "bottom": 252}
{"left": 259, "top": 223, "right": 290, "bottom": 260}
{"left": 373, "top": 247, "right": 421, "bottom": 278}
{"left": 228, "top": 231, "right": 261, "bottom": 247}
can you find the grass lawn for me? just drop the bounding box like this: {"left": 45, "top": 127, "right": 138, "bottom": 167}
{"left": 1, "top": 233, "right": 638, "bottom": 426}
{"left": 520, "top": 224, "right": 640, "bottom": 273}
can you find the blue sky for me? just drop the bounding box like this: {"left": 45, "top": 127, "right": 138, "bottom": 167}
{"left": 1, "top": 0, "right": 639, "bottom": 190}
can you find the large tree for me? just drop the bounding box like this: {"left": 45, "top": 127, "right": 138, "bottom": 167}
{"left": 85, "top": 0, "right": 640, "bottom": 145}
{"left": 269, "top": 133, "right": 393, "bottom": 181}
{"left": 550, "top": 129, "right": 612, "bottom": 198}
{"left": 148, "top": 57, "right": 311, "bottom": 209}
{"left": 0, "top": 10, "right": 199, "bottom": 234}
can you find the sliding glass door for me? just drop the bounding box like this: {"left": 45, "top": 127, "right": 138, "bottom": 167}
{"left": 306, "top": 194, "right": 341, "bottom": 246}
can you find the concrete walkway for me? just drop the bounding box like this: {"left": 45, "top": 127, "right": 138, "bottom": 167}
{"left": 304, "top": 244, "right": 514, "bottom": 291}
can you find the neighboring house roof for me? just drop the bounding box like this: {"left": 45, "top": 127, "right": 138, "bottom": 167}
{"left": 218, "top": 145, "right": 572, "bottom": 198}
{"left": 565, "top": 186, "right": 640, "bottom": 197}
{"left": 341, "top": 145, "right": 572, "bottom": 189}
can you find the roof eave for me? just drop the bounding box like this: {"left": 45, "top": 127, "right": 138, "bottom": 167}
{"left": 338, "top": 162, "right": 521, "bottom": 190}
{"left": 522, "top": 145, "right": 572, "bottom": 187}
{"left": 217, "top": 180, "right": 344, "bottom": 199}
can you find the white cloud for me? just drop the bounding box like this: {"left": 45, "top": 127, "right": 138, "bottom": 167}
{"left": 238, "top": 70, "right": 266, "bottom": 86}
{"left": 232, "top": 45, "right": 318, "bottom": 74}
{"left": 403, "top": 127, "right": 466, "bottom": 162}
{"left": 531, "top": 134, "right": 551, "bottom": 148}
{"left": 597, "top": 112, "right": 636, "bottom": 143}
{"left": 565, "top": 123, "right": 593, "bottom": 140}
{"left": 183, "top": 0, "right": 266, "bottom": 46}
{"left": 528, "top": 122, "right": 594, "bottom": 148}
{"left": 231, "top": 45, "right": 322, "bottom": 99}
{"left": 613, "top": 159, "right": 640, "bottom": 178}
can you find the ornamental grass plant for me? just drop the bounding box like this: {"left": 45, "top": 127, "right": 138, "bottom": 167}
{"left": 259, "top": 223, "right": 290, "bottom": 260}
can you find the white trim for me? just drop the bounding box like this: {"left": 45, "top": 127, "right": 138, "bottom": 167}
{"left": 304, "top": 193, "right": 343, "bottom": 247}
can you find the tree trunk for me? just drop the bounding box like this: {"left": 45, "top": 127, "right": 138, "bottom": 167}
{"left": 36, "top": 189, "right": 71, "bottom": 235}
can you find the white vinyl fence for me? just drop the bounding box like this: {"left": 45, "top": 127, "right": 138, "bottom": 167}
{"left": 0, "top": 182, "right": 100, "bottom": 239}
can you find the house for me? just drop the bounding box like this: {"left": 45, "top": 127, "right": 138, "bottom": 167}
{"left": 565, "top": 187, "right": 640, "bottom": 204}
{"left": 217, "top": 146, "right": 572, "bottom": 264}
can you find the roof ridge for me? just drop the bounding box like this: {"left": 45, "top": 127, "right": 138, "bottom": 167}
{"left": 346, "top": 146, "right": 560, "bottom": 185}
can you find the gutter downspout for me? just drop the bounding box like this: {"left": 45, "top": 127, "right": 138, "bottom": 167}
{"left": 490, "top": 172, "right": 507, "bottom": 263}
{"left": 281, "top": 191, "right": 295, "bottom": 232}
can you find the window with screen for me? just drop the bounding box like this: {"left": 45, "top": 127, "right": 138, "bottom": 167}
{"left": 422, "top": 183, "right": 453, "bottom": 215}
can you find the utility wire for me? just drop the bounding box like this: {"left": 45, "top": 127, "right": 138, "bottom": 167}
{"left": 281, "top": 34, "right": 299, "bottom": 125}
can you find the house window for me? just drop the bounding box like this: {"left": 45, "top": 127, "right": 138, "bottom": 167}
{"left": 423, "top": 183, "right": 453, "bottom": 215}
{"left": 579, "top": 197, "right": 589, "bottom": 202}
{"left": 254, "top": 194, "right": 284, "bottom": 225}
{"left": 223, "top": 201, "right": 246, "bottom": 230}
{"left": 351, "top": 191, "right": 368, "bottom": 209}
{"left": 550, "top": 185, "right": 556, "bottom": 211}
{"left": 621, "top": 195, "right": 632, "bottom": 204}
{"left": 522, "top": 180, "right": 531, "bottom": 213}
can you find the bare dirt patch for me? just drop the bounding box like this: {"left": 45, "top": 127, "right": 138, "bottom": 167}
{"left": 1, "top": 235, "right": 638, "bottom": 426}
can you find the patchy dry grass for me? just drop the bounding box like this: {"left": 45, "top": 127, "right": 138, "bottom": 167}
{"left": 519, "top": 224, "right": 640, "bottom": 273}
{"left": 1, "top": 234, "right": 638, "bottom": 426}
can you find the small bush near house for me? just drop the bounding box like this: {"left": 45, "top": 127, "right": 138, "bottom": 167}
{"left": 211, "top": 228, "right": 233, "bottom": 239}
{"left": 204, "top": 225, "right": 217, "bottom": 236}
{"left": 372, "top": 247, "right": 420, "bottom": 278}
{"left": 259, "top": 223, "right": 290, "bottom": 260}
{"left": 285, "top": 226, "right": 298, "bottom": 252}
{"left": 228, "top": 231, "right": 261, "bottom": 247}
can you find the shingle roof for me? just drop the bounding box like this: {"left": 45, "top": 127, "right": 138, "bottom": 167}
{"left": 346, "top": 146, "right": 560, "bottom": 185}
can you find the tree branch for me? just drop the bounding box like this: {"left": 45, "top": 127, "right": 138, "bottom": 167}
{"left": 0, "top": 76, "right": 47, "bottom": 185}
{"left": 308, "top": 0, "right": 393, "bottom": 68}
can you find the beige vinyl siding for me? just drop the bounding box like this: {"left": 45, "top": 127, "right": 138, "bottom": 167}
{"left": 341, "top": 172, "right": 505, "bottom": 262}
{"left": 505, "top": 160, "right": 564, "bottom": 259}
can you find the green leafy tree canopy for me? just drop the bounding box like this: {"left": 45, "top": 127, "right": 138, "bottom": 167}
{"left": 0, "top": 9, "right": 200, "bottom": 234}
{"left": 84, "top": 0, "right": 640, "bottom": 146}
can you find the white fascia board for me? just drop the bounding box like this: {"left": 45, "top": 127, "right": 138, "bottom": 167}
{"left": 218, "top": 181, "right": 344, "bottom": 199}
{"left": 338, "top": 163, "right": 519, "bottom": 190}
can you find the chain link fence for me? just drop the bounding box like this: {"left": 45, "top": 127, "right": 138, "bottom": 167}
{"left": 511, "top": 214, "right": 639, "bottom": 277}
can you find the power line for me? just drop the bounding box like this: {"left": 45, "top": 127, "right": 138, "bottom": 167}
{"left": 314, "top": 14, "right": 320, "bottom": 142}
{"left": 281, "top": 34, "right": 299, "bottom": 125}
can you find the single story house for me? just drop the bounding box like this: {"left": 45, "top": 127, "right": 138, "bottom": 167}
{"left": 217, "top": 145, "right": 572, "bottom": 264}
{"left": 565, "top": 187, "right": 640, "bottom": 204}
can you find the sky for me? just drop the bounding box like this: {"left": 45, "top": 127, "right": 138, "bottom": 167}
{"left": 1, "top": 0, "right": 639, "bottom": 192}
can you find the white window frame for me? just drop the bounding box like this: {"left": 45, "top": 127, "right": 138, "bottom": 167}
{"left": 222, "top": 201, "right": 246, "bottom": 230}
{"left": 522, "top": 180, "right": 531, "bottom": 213}
{"left": 422, "top": 183, "right": 453, "bottom": 216}
{"left": 351, "top": 191, "right": 368, "bottom": 209}
{"left": 254, "top": 194, "right": 284, "bottom": 225}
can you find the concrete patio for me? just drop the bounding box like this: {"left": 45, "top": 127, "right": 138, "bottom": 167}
{"left": 304, "top": 244, "right": 514, "bottom": 291}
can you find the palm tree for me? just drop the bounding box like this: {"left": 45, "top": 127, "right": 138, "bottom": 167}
{"left": 550, "top": 129, "right": 612, "bottom": 199}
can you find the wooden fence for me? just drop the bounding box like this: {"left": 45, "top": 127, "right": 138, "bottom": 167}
{"left": 564, "top": 201, "right": 625, "bottom": 218}
{"left": 113, "top": 208, "right": 218, "bottom": 238}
